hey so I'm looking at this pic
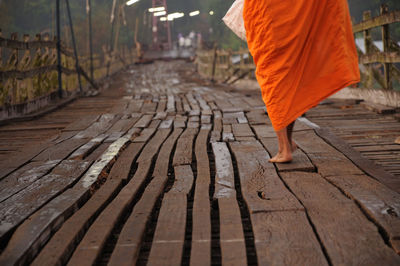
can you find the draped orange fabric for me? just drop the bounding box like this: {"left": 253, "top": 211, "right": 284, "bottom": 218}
{"left": 243, "top": 0, "right": 360, "bottom": 130}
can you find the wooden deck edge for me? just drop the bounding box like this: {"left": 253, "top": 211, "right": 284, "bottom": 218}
{"left": 314, "top": 127, "right": 400, "bottom": 194}
{"left": 330, "top": 87, "right": 400, "bottom": 108}
{"left": 0, "top": 94, "right": 78, "bottom": 126}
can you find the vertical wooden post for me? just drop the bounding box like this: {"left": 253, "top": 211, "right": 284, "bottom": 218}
{"left": 65, "top": 0, "right": 83, "bottom": 93}
{"left": 211, "top": 43, "right": 218, "bottom": 82}
{"left": 87, "top": 0, "right": 94, "bottom": 80}
{"left": 9, "top": 33, "right": 19, "bottom": 103}
{"left": 56, "top": 0, "right": 63, "bottom": 98}
{"left": 0, "top": 29, "right": 3, "bottom": 70}
{"left": 228, "top": 48, "right": 232, "bottom": 78}
{"left": 380, "top": 4, "right": 391, "bottom": 90}
{"left": 363, "top": 11, "right": 373, "bottom": 88}
{"left": 20, "top": 34, "right": 32, "bottom": 101}
{"left": 240, "top": 49, "right": 245, "bottom": 77}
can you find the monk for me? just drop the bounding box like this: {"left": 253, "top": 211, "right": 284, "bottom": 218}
{"left": 243, "top": 0, "right": 360, "bottom": 162}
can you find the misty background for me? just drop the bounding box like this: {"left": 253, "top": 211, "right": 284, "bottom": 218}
{"left": 0, "top": 0, "right": 399, "bottom": 54}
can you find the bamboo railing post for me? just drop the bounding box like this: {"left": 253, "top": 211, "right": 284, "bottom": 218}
{"left": 228, "top": 48, "right": 232, "bottom": 78}
{"left": 240, "top": 49, "right": 245, "bottom": 77}
{"left": 8, "top": 33, "right": 19, "bottom": 103}
{"left": 56, "top": 0, "right": 63, "bottom": 98}
{"left": 363, "top": 11, "right": 373, "bottom": 88}
{"left": 19, "top": 34, "right": 32, "bottom": 102}
{"left": 380, "top": 4, "right": 391, "bottom": 90}
{"left": 0, "top": 29, "right": 3, "bottom": 70}
{"left": 65, "top": 0, "right": 83, "bottom": 94}
{"left": 211, "top": 43, "right": 218, "bottom": 83}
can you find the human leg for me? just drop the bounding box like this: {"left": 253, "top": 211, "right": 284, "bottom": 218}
{"left": 269, "top": 126, "right": 293, "bottom": 163}
{"left": 287, "top": 121, "right": 297, "bottom": 152}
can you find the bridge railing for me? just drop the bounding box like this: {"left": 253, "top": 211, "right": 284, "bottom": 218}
{"left": 196, "top": 5, "right": 400, "bottom": 90}
{"left": 196, "top": 47, "right": 255, "bottom": 83}
{"left": 0, "top": 29, "right": 136, "bottom": 117}
{"left": 353, "top": 4, "right": 400, "bottom": 90}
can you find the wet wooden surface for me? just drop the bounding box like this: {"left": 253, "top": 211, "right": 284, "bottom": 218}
{"left": 0, "top": 61, "right": 399, "bottom": 265}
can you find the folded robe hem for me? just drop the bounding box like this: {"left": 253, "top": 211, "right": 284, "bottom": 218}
{"left": 268, "top": 78, "right": 360, "bottom": 132}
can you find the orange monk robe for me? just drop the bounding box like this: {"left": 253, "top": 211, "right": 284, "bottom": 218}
{"left": 243, "top": 0, "right": 360, "bottom": 130}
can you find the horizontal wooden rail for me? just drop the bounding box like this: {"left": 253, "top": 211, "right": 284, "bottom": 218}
{"left": 0, "top": 65, "right": 77, "bottom": 80}
{"left": 353, "top": 10, "right": 400, "bottom": 33}
{"left": 0, "top": 37, "right": 57, "bottom": 50}
{"left": 359, "top": 52, "right": 400, "bottom": 64}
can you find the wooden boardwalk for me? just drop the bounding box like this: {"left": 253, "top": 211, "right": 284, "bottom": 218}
{"left": 0, "top": 61, "right": 399, "bottom": 265}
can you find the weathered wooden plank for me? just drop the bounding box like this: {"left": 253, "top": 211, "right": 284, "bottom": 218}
{"left": 181, "top": 95, "right": 192, "bottom": 113}
{"left": 173, "top": 128, "right": 198, "bottom": 166}
{"left": 201, "top": 115, "right": 211, "bottom": 124}
{"left": 149, "top": 119, "right": 161, "bottom": 128}
{"left": 210, "top": 131, "right": 221, "bottom": 143}
{"left": 260, "top": 138, "right": 315, "bottom": 172}
{"left": 191, "top": 127, "right": 211, "bottom": 266}
{"left": 313, "top": 128, "right": 400, "bottom": 191}
{"left": 77, "top": 135, "right": 132, "bottom": 189}
{"left": 222, "top": 132, "right": 234, "bottom": 142}
{"left": 235, "top": 136, "right": 256, "bottom": 141}
{"left": 186, "top": 93, "right": 200, "bottom": 110}
{"left": 189, "top": 109, "right": 201, "bottom": 116}
{"left": 293, "top": 130, "right": 338, "bottom": 154}
{"left": 232, "top": 123, "right": 254, "bottom": 138}
{"left": 137, "top": 129, "right": 171, "bottom": 163}
{"left": 229, "top": 141, "right": 303, "bottom": 213}
{"left": 73, "top": 114, "right": 117, "bottom": 139}
{"left": 175, "top": 95, "right": 183, "bottom": 113}
{"left": 251, "top": 124, "right": 276, "bottom": 138}
{"left": 108, "top": 129, "right": 183, "bottom": 266}
{"left": 0, "top": 160, "right": 90, "bottom": 251}
{"left": 69, "top": 134, "right": 107, "bottom": 160}
{"left": 307, "top": 152, "right": 364, "bottom": 177}
{"left": 251, "top": 211, "right": 328, "bottom": 266}
{"left": 62, "top": 114, "right": 99, "bottom": 132}
{"left": 32, "top": 137, "right": 88, "bottom": 162}
{"left": 156, "top": 99, "right": 167, "bottom": 113}
{"left": 0, "top": 187, "right": 90, "bottom": 266}
{"left": 281, "top": 171, "right": 400, "bottom": 265}
{"left": 325, "top": 174, "right": 400, "bottom": 254}
{"left": 68, "top": 130, "right": 168, "bottom": 265}
{"left": 109, "top": 100, "right": 129, "bottom": 114}
{"left": 213, "top": 110, "right": 222, "bottom": 132}
{"left": 218, "top": 198, "right": 247, "bottom": 266}
{"left": 108, "top": 142, "right": 145, "bottom": 180}
{"left": 212, "top": 142, "right": 236, "bottom": 199}
{"left": 170, "top": 165, "right": 194, "bottom": 194}
{"left": 154, "top": 112, "right": 167, "bottom": 120}
{"left": 167, "top": 94, "right": 175, "bottom": 113}
{"left": 0, "top": 140, "right": 55, "bottom": 180}
{"left": 141, "top": 101, "right": 158, "bottom": 113}
{"left": 246, "top": 110, "right": 268, "bottom": 125}
{"left": 126, "top": 100, "right": 144, "bottom": 113}
{"left": 106, "top": 116, "right": 140, "bottom": 135}
{"left": 159, "top": 117, "right": 174, "bottom": 129}
{"left": 30, "top": 178, "right": 123, "bottom": 266}
{"left": 0, "top": 160, "right": 60, "bottom": 203}
{"left": 147, "top": 193, "right": 187, "bottom": 266}
{"left": 195, "top": 93, "right": 211, "bottom": 111}
{"left": 243, "top": 97, "right": 265, "bottom": 108}
{"left": 189, "top": 116, "right": 200, "bottom": 122}
{"left": 223, "top": 112, "right": 238, "bottom": 125}
{"left": 134, "top": 114, "right": 154, "bottom": 128}
{"left": 133, "top": 127, "right": 156, "bottom": 143}
{"left": 174, "top": 115, "right": 187, "bottom": 128}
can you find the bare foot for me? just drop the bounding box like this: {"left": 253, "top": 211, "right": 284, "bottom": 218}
{"left": 269, "top": 152, "right": 292, "bottom": 163}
